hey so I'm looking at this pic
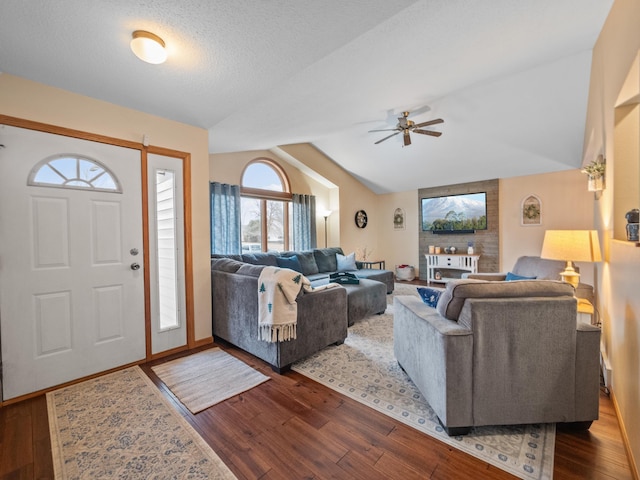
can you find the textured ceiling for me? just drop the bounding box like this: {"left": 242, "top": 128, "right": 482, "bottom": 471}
{"left": 0, "top": 0, "right": 613, "bottom": 193}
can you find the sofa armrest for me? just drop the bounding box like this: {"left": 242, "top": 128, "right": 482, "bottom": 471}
{"left": 393, "top": 295, "right": 473, "bottom": 427}
{"left": 462, "top": 272, "right": 507, "bottom": 281}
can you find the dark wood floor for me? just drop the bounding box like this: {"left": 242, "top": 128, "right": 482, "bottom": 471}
{"left": 0, "top": 341, "right": 633, "bottom": 480}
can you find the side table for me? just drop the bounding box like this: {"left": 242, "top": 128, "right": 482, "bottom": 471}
{"left": 577, "top": 298, "right": 594, "bottom": 325}
{"left": 360, "top": 260, "right": 385, "bottom": 270}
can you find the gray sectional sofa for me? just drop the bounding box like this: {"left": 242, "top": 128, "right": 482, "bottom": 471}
{"left": 213, "top": 247, "right": 394, "bottom": 293}
{"left": 211, "top": 247, "right": 394, "bottom": 372}
{"left": 394, "top": 279, "right": 601, "bottom": 435}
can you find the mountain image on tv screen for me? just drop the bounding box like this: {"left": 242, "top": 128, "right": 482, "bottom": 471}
{"left": 422, "top": 192, "right": 487, "bottom": 231}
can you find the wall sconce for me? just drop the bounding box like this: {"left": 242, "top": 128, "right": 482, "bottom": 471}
{"left": 130, "top": 30, "right": 167, "bottom": 64}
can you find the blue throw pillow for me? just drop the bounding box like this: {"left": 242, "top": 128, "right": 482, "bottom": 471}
{"left": 417, "top": 287, "right": 442, "bottom": 308}
{"left": 505, "top": 272, "right": 537, "bottom": 281}
{"left": 336, "top": 252, "right": 357, "bottom": 271}
{"left": 276, "top": 255, "right": 303, "bottom": 273}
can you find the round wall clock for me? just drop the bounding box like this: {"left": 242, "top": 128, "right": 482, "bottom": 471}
{"left": 355, "top": 210, "right": 368, "bottom": 228}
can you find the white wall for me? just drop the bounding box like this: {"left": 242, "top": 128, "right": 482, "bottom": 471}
{"left": 583, "top": 0, "right": 640, "bottom": 472}
{"left": 499, "top": 169, "right": 596, "bottom": 285}
{"left": 377, "top": 190, "right": 420, "bottom": 275}
{"left": 277, "top": 144, "right": 381, "bottom": 258}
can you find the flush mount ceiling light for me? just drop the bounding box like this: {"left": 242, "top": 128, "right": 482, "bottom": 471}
{"left": 130, "top": 30, "right": 167, "bottom": 64}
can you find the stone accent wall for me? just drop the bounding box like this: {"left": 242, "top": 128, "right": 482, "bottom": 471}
{"left": 418, "top": 179, "right": 499, "bottom": 280}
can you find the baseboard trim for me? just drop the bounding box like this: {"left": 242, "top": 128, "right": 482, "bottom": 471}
{"left": 611, "top": 390, "right": 639, "bottom": 480}
{"left": 194, "top": 336, "right": 214, "bottom": 348}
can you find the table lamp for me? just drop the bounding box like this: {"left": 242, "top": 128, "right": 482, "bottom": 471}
{"left": 540, "top": 230, "right": 602, "bottom": 288}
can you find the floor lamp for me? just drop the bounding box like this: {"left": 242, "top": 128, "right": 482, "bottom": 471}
{"left": 322, "top": 210, "right": 332, "bottom": 247}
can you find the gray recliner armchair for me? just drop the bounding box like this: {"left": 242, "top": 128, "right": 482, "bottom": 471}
{"left": 394, "top": 279, "right": 601, "bottom": 435}
{"left": 464, "top": 255, "right": 593, "bottom": 303}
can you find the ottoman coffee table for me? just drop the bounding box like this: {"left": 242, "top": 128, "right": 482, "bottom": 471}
{"left": 314, "top": 277, "right": 388, "bottom": 326}
{"left": 338, "top": 278, "right": 387, "bottom": 326}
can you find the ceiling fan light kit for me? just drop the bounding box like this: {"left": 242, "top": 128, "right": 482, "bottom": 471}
{"left": 370, "top": 111, "right": 443, "bottom": 146}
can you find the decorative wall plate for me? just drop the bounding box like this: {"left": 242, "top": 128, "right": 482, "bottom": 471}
{"left": 355, "top": 210, "right": 368, "bottom": 228}
{"left": 521, "top": 194, "right": 541, "bottom": 226}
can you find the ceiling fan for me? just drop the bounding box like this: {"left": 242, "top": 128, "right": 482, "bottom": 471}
{"left": 369, "top": 111, "right": 444, "bottom": 146}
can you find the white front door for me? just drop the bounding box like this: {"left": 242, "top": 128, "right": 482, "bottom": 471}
{"left": 0, "top": 125, "right": 145, "bottom": 400}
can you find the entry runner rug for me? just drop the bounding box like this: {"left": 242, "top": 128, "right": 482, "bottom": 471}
{"left": 293, "top": 284, "right": 555, "bottom": 480}
{"left": 152, "top": 347, "right": 269, "bottom": 414}
{"left": 46, "top": 366, "right": 236, "bottom": 479}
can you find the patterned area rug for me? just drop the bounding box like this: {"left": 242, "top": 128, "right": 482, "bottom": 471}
{"left": 47, "top": 366, "right": 236, "bottom": 479}
{"left": 293, "top": 283, "right": 555, "bottom": 480}
{"left": 152, "top": 348, "right": 270, "bottom": 414}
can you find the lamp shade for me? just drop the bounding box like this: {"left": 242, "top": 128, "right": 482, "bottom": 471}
{"left": 130, "top": 30, "right": 167, "bottom": 64}
{"left": 540, "top": 230, "right": 602, "bottom": 263}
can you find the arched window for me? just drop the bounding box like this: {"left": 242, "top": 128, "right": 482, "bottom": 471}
{"left": 28, "top": 154, "right": 121, "bottom": 193}
{"left": 240, "top": 159, "right": 291, "bottom": 252}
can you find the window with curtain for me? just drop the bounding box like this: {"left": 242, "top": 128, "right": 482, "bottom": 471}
{"left": 210, "top": 160, "right": 317, "bottom": 254}
{"left": 239, "top": 159, "right": 316, "bottom": 252}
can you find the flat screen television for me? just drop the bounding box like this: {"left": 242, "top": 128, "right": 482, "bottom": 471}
{"left": 421, "top": 192, "right": 487, "bottom": 233}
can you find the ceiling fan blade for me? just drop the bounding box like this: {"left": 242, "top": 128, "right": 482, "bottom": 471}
{"left": 403, "top": 131, "right": 411, "bottom": 146}
{"left": 368, "top": 128, "right": 400, "bottom": 133}
{"left": 414, "top": 118, "right": 444, "bottom": 128}
{"left": 374, "top": 131, "right": 401, "bottom": 144}
{"left": 413, "top": 129, "right": 442, "bottom": 137}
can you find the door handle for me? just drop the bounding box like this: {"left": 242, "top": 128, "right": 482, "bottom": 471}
{"left": 130, "top": 262, "right": 141, "bottom": 271}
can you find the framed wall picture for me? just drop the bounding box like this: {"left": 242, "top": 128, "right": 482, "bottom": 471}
{"left": 393, "top": 208, "right": 405, "bottom": 230}
{"left": 521, "top": 194, "right": 541, "bottom": 226}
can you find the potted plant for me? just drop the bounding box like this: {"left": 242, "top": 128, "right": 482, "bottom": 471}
{"left": 581, "top": 158, "right": 606, "bottom": 192}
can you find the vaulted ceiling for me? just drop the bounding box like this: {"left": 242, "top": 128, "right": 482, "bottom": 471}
{"left": 0, "top": 0, "right": 613, "bottom": 193}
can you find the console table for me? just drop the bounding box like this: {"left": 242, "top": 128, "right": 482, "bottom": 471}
{"left": 577, "top": 298, "right": 595, "bottom": 326}
{"left": 360, "top": 260, "right": 385, "bottom": 269}
{"left": 425, "top": 253, "right": 480, "bottom": 284}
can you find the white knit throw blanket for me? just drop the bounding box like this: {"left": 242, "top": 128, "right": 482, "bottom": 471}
{"left": 257, "top": 267, "right": 338, "bottom": 342}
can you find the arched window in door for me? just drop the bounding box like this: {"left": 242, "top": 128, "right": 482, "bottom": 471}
{"left": 28, "top": 154, "right": 122, "bottom": 193}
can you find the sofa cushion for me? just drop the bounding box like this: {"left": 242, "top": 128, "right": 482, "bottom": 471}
{"left": 236, "top": 263, "right": 266, "bottom": 277}
{"left": 242, "top": 252, "right": 279, "bottom": 266}
{"left": 313, "top": 247, "right": 343, "bottom": 272}
{"left": 211, "top": 258, "right": 244, "bottom": 273}
{"left": 417, "top": 287, "right": 442, "bottom": 308}
{"left": 276, "top": 255, "right": 303, "bottom": 273}
{"left": 505, "top": 272, "right": 537, "bottom": 281}
{"left": 436, "top": 279, "right": 575, "bottom": 321}
{"left": 336, "top": 252, "right": 357, "bottom": 272}
{"left": 281, "top": 250, "right": 319, "bottom": 276}
{"left": 211, "top": 253, "right": 243, "bottom": 261}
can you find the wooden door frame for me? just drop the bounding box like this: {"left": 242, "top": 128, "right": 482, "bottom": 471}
{"left": 0, "top": 115, "right": 195, "bottom": 363}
